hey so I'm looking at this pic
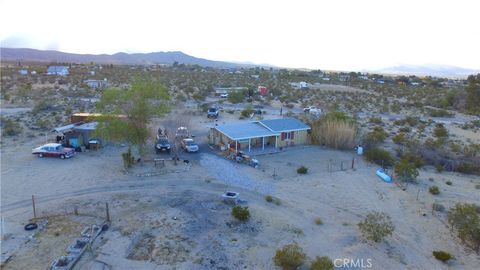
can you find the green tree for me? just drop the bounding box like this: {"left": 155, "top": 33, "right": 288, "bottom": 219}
{"left": 466, "top": 74, "right": 480, "bottom": 114}
{"left": 448, "top": 203, "right": 480, "bottom": 253}
{"left": 228, "top": 91, "right": 244, "bottom": 103}
{"left": 96, "top": 77, "right": 169, "bottom": 159}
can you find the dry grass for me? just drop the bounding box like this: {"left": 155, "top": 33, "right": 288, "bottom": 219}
{"left": 311, "top": 118, "right": 357, "bottom": 149}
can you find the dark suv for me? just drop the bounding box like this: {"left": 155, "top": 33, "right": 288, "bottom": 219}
{"left": 207, "top": 106, "right": 219, "bottom": 118}
{"left": 155, "top": 137, "right": 171, "bottom": 153}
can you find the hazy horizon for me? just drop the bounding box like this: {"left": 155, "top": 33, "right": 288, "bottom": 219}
{"left": 1, "top": 0, "right": 479, "bottom": 71}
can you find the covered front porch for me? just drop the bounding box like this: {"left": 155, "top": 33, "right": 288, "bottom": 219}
{"left": 229, "top": 135, "right": 278, "bottom": 153}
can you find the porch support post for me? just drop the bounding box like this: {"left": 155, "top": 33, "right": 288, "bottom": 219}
{"left": 235, "top": 140, "right": 238, "bottom": 152}
{"left": 262, "top": 137, "right": 265, "bottom": 150}
{"left": 275, "top": 136, "right": 278, "bottom": 148}
{"left": 248, "top": 138, "right": 251, "bottom": 152}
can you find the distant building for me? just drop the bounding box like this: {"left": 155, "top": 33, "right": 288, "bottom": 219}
{"left": 214, "top": 86, "right": 248, "bottom": 95}
{"left": 258, "top": 86, "right": 268, "bottom": 95}
{"left": 290, "top": 81, "right": 309, "bottom": 90}
{"left": 18, "top": 69, "right": 28, "bottom": 75}
{"left": 85, "top": 79, "right": 108, "bottom": 89}
{"left": 47, "top": 66, "right": 69, "bottom": 76}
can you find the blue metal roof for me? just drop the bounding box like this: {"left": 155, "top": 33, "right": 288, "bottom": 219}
{"left": 215, "top": 122, "right": 278, "bottom": 140}
{"left": 260, "top": 118, "right": 310, "bottom": 132}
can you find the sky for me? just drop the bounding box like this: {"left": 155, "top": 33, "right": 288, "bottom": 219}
{"left": 1, "top": 0, "right": 479, "bottom": 71}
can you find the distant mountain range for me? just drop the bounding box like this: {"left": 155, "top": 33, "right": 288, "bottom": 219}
{"left": 2, "top": 48, "right": 479, "bottom": 78}
{"left": 0, "top": 47, "right": 246, "bottom": 68}
{"left": 374, "top": 64, "right": 479, "bottom": 78}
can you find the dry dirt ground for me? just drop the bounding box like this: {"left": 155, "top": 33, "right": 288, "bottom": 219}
{"left": 1, "top": 112, "right": 480, "bottom": 270}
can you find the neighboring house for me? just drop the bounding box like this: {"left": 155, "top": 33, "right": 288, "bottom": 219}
{"left": 209, "top": 118, "right": 310, "bottom": 152}
{"left": 85, "top": 79, "right": 108, "bottom": 89}
{"left": 18, "top": 69, "right": 28, "bottom": 75}
{"left": 47, "top": 66, "right": 69, "bottom": 76}
{"left": 214, "top": 86, "right": 248, "bottom": 95}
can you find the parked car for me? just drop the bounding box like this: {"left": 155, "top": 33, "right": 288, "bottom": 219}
{"left": 175, "top": 127, "right": 189, "bottom": 138}
{"left": 181, "top": 138, "right": 199, "bottom": 153}
{"left": 155, "top": 137, "right": 171, "bottom": 153}
{"left": 220, "top": 93, "right": 229, "bottom": 98}
{"left": 303, "top": 106, "right": 322, "bottom": 116}
{"left": 32, "top": 143, "right": 75, "bottom": 159}
{"left": 207, "top": 106, "right": 219, "bottom": 118}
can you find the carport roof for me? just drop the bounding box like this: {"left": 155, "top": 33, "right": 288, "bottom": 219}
{"left": 215, "top": 122, "right": 278, "bottom": 140}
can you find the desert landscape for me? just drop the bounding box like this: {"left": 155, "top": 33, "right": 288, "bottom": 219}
{"left": 0, "top": 58, "right": 479, "bottom": 270}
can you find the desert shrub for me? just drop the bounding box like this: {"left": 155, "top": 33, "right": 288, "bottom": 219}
{"left": 314, "top": 218, "right": 323, "bottom": 225}
{"left": 358, "top": 211, "right": 395, "bottom": 242}
{"left": 297, "top": 166, "right": 308, "bottom": 174}
{"left": 273, "top": 243, "right": 306, "bottom": 270}
{"left": 310, "top": 256, "right": 334, "bottom": 270}
{"left": 448, "top": 203, "right": 480, "bottom": 252}
{"left": 364, "top": 126, "right": 388, "bottom": 146}
{"left": 429, "top": 186, "right": 440, "bottom": 195}
{"left": 432, "top": 203, "right": 445, "bottom": 212}
{"left": 398, "top": 126, "right": 411, "bottom": 133}
{"left": 433, "top": 123, "right": 448, "bottom": 139}
{"left": 310, "top": 113, "right": 358, "bottom": 149}
{"left": 394, "top": 158, "right": 419, "bottom": 182}
{"left": 432, "top": 251, "right": 453, "bottom": 262}
{"left": 392, "top": 133, "right": 406, "bottom": 145}
{"left": 265, "top": 195, "right": 273, "bottom": 202}
{"left": 191, "top": 92, "right": 206, "bottom": 101}
{"left": 121, "top": 148, "right": 135, "bottom": 169}
{"left": 364, "top": 148, "right": 394, "bottom": 167}
{"left": 240, "top": 106, "right": 254, "bottom": 118}
{"left": 1, "top": 117, "right": 23, "bottom": 136}
{"left": 446, "top": 180, "right": 452, "bottom": 186}
{"left": 231, "top": 206, "right": 250, "bottom": 221}
{"left": 429, "top": 109, "right": 454, "bottom": 117}
{"left": 405, "top": 116, "right": 420, "bottom": 126}
{"left": 436, "top": 164, "right": 445, "bottom": 173}
{"left": 455, "top": 162, "right": 480, "bottom": 175}
{"left": 36, "top": 118, "right": 51, "bottom": 130}
{"left": 475, "top": 184, "right": 480, "bottom": 189}
{"left": 369, "top": 117, "right": 383, "bottom": 124}
{"left": 400, "top": 152, "right": 424, "bottom": 168}
{"left": 176, "top": 93, "right": 187, "bottom": 102}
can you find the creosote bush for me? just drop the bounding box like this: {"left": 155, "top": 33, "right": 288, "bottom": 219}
{"left": 358, "top": 211, "right": 395, "bottom": 242}
{"left": 310, "top": 256, "right": 334, "bottom": 270}
{"left": 364, "top": 148, "right": 394, "bottom": 167}
{"left": 297, "top": 166, "right": 308, "bottom": 174}
{"left": 314, "top": 217, "right": 323, "bottom": 225}
{"left": 448, "top": 203, "right": 480, "bottom": 252}
{"left": 432, "top": 251, "right": 453, "bottom": 262}
{"left": 273, "top": 243, "right": 306, "bottom": 270}
{"left": 231, "top": 206, "right": 250, "bottom": 221}
{"left": 429, "top": 186, "right": 440, "bottom": 195}
{"left": 121, "top": 148, "right": 135, "bottom": 169}
{"left": 265, "top": 195, "right": 273, "bottom": 202}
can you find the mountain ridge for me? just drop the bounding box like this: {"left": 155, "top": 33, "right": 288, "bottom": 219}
{"left": 0, "top": 47, "right": 246, "bottom": 68}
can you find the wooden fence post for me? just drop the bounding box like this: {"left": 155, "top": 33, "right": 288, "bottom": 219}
{"left": 105, "top": 202, "right": 110, "bottom": 222}
{"left": 32, "top": 195, "right": 37, "bottom": 219}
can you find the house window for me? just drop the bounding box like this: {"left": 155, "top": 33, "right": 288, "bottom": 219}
{"left": 281, "top": 131, "right": 295, "bottom": 141}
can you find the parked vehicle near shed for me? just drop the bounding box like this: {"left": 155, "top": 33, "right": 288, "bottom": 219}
{"left": 155, "top": 137, "right": 171, "bottom": 154}
{"left": 32, "top": 143, "right": 75, "bottom": 159}
{"left": 175, "top": 127, "right": 190, "bottom": 139}
{"left": 181, "top": 138, "right": 199, "bottom": 153}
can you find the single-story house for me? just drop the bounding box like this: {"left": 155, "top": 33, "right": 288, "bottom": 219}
{"left": 85, "top": 79, "right": 108, "bottom": 89}
{"left": 47, "top": 66, "right": 69, "bottom": 76}
{"left": 209, "top": 118, "right": 311, "bottom": 152}
{"left": 18, "top": 69, "right": 28, "bottom": 75}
